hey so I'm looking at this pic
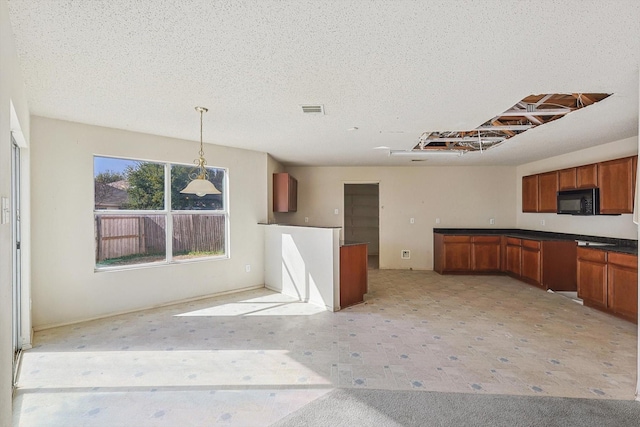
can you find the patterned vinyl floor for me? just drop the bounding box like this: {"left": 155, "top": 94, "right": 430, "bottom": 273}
{"left": 12, "top": 270, "right": 638, "bottom": 426}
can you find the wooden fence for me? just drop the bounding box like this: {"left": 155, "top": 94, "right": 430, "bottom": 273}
{"left": 95, "top": 214, "right": 225, "bottom": 261}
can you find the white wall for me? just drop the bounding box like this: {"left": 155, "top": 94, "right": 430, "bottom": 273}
{"left": 282, "top": 166, "right": 517, "bottom": 270}
{"left": 263, "top": 224, "right": 340, "bottom": 311}
{"left": 0, "top": 0, "right": 30, "bottom": 425}
{"left": 516, "top": 137, "right": 638, "bottom": 239}
{"left": 30, "top": 117, "right": 268, "bottom": 329}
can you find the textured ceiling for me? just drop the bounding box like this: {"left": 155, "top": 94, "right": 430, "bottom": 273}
{"left": 6, "top": 0, "right": 640, "bottom": 166}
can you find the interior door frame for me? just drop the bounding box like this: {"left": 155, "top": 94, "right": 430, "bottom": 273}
{"left": 11, "top": 134, "right": 22, "bottom": 384}
{"left": 342, "top": 180, "right": 380, "bottom": 261}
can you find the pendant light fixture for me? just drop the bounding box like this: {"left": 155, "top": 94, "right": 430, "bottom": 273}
{"left": 180, "top": 106, "right": 221, "bottom": 197}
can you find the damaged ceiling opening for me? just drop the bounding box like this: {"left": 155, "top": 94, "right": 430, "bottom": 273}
{"left": 412, "top": 93, "right": 611, "bottom": 154}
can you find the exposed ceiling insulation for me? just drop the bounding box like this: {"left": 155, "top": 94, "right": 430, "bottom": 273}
{"left": 411, "top": 93, "right": 612, "bottom": 154}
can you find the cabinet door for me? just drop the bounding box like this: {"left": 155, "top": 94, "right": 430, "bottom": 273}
{"left": 522, "top": 175, "right": 538, "bottom": 212}
{"left": 576, "top": 163, "right": 598, "bottom": 188}
{"left": 472, "top": 236, "right": 501, "bottom": 272}
{"left": 538, "top": 171, "right": 558, "bottom": 213}
{"left": 521, "top": 241, "right": 541, "bottom": 286}
{"left": 273, "top": 173, "right": 298, "bottom": 213}
{"left": 607, "top": 253, "right": 638, "bottom": 322}
{"left": 577, "top": 248, "right": 607, "bottom": 308}
{"left": 443, "top": 242, "right": 472, "bottom": 272}
{"left": 558, "top": 168, "right": 576, "bottom": 191}
{"left": 288, "top": 175, "right": 298, "bottom": 211}
{"left": 598, "top": 157, "right": 633, "bottom": 214}
{"left": 340, "top": 244, "right": 368, "bottom": 309}
{"left": 506, "top": 244, "right": 521, "bottom": 277}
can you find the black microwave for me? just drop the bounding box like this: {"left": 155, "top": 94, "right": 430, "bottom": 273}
{"left": 557, "top": 188, "right": 599, "bottom": 215}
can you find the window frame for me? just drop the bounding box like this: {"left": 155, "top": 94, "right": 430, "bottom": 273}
{"left": 93, "top": 155, "right": 229, "bottom": 272}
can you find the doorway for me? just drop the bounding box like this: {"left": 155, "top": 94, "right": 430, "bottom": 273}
{"left": 12, "top": 135, "right": 22, "bottom": 384}
{"left": 344, "top": 184, "right": 379, "bottom": 269}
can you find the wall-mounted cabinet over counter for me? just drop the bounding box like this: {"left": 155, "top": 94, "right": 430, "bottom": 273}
{"left": 273, "top": 172, "right": 298, "bottom": 213}
{"left": 522, "top": 155, "right": 637, "bottom": 215}
{"left": 598, "top": 156, "right": 636, "bottom": 214}
{"left": 558, "top": 163, "right": 599, "bottom": 191}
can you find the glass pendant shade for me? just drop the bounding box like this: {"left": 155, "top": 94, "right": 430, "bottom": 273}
{"left": 180, "top": 177, "right": 220, "bottom": 197}
{"left": 181, "top": 106, "right": 220, "bottom": 197}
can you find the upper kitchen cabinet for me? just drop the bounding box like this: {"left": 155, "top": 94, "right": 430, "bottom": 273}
{"left": 598, "top": 156, "right": 634, "bottom": 214}
{"left": 273, "top": 172, "right": 298, "bottom": 213}
{"left": 576, "top": 163, "right": 598, "bottom": 188}
{"left": 522, "top": 175, "right": 538, "bottom": 212}
{"left": 558, "top": 168, "right": 577, "bottom": 191}
{"left": 558, "top": 164, "right": 598, "bottom": 190}
{"left": 538, "top": 171, "right": 558, "bottom": 212}
{"left": 521, "top": 172, "right": 557, "bottom": 213}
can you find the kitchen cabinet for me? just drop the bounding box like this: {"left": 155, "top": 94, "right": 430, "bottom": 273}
{"left": 441, "top": 235, "right": 472, "bottom": 272}
{"left": 472, "top": 236, "right": 501, "bottom": 272}
{"left": 521, "top": 239, "right": 541, "bottom": 286}
{"left": 273, "top": 173, "right": 298, "bottom": 213}
{"left": 576, "top": 163, "right": 598, "bottom": 188}
{"left": 538, "top": 171, "right": 558, "bottom": 213}
{"left": 541, "top": 240, "right": 577, "bottom": 291}
{"left": 598, "top": 157, "right": 634, "bottom": 214}
{"left": 607, "top": 252, "right": 638, "bottom": 321}
{"left": 340, "top": 243, "right": 368, "bottom": 309}
{"left": 577, "top": 247, "right": 608, "bottom": 309}
{"left": 558, "top": 165, "right": 598, "bottom": 190}
{"left": 522, "top": 175, "right": 538, "bottom": 213}
{"left": 558, "top": 168, "right": 577, "bottom": 191}
{"left": 434, "top": 234, "right": 501, "bottom": 273}
{"left": 505, "top": 238, "right": 521, "bottom": 277}
{"left": 577, "top": 247, "right": 637, "bottom": 323}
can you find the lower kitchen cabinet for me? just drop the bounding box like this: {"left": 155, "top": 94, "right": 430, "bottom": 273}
{"left": 521, "top": 239, "right": 541, "bottom": 286}
{"left": 435, "top": 233, "right": 578, "bottom": 292}
{"left": 607, "top": 252, "right": 638, "bottom": 321}
{"left": 441, "top": 235, "right": 472, "bottom": 272}
{"left": 505, "top": 238, "right": 521, "bottom": 277}
{"left": 471, "top": 236, "right": 501, "bottom": 272}
{"left": 577, "top": 247, "right": 608, "bottom": 309}
{"left": 577, "top": 247, "right": 638, "bottom": 323}
{"left": 434, "top": 234, "right": 500, "bottom": 273}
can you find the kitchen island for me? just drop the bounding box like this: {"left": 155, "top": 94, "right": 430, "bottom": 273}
{"left": 261, "top": 224, "right": 368, "bottom": 311}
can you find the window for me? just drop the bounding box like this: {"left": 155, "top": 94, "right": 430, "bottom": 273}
{"left": 94, "top": 156, "right": 227, "bottom": 269}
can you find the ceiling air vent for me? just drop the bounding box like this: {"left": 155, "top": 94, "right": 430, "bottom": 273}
{"left": 301, "top": 105, "right": 324, "bottom": 114}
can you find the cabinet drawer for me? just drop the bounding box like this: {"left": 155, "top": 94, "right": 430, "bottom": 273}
{"left": 505, "top": 237, "right": 521, "bottom": 246}
{"left": 577, "top": 247, "right": 607, "bottom": 263}
{"left": 608, "top": 252, "right": 637, "bottom": 269}
{"left": 472, "top": 235, "right": 501, "bottom": 243}
{"left": 521, "top": 239, "right": 540, "bottom": 250}
{"left": 443, "top": 235, "right": 471, "bottom": 243}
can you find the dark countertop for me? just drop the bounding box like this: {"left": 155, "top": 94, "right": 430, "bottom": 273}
{"left": 341, "top": 240, "right": 368, "bottom": 247}
{"left": 258, "top": 223, "right": 341, "bottom": 229}
{"left": 434, "top": 228, "right": 637, "bottom": 255}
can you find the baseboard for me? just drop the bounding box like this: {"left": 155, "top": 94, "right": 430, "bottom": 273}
{"left": 33, "top": 284, "right": 266, "bottom": 331}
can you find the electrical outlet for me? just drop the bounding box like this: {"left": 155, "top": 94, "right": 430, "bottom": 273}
{"left": 304, "top": 217, "right": 309, "bottom": 223}
{"left": 245, "top": 264, "right": 251, "bottom": 273}
{"left": 410, "top": 218, "right": 415, "bottom": 224}
{"left": 334, "top": 208, "right": 339, "bottom": 215}
{"left": 435, "top": 218, "right": 440, "bottom": 224}
{"left": 401, "top": 250, "right": 411, "bottom": 259}
{"left": 489, "top": 218, "right": 495, "bottom": 225}
{"left": 540, "top": 219, "right": 545, "bottom": 226}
